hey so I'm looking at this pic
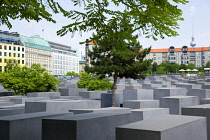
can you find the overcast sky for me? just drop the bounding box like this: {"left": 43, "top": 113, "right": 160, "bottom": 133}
{"left": 1, "top": 0, "right": 210, "bottom": 51}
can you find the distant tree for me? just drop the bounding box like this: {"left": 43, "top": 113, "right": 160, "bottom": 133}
{"left": 205, "top": 61, "right": 210, "bottom": 68}
{"left": 66, "top": 71, "right": 79, "bottom": 75}
{"left": 0, "top": 63, "right": 60, "bottom": 95}
{"left": 170, "top": 63, "right": 180, "bottom": 73}
{"left": 0, "top": 0, "right": 66, "bottom": 29}
{"left": 156, "top": 66, "right": 166, "bottom": 75}
{"left": 180, "top": 64, "right": 187, "bottom": 70}
{"left": 152, "top": 62, "right": 158, "bottom": 72}
{"left": 186, "top": 63, "right": 195, "bottom": 70}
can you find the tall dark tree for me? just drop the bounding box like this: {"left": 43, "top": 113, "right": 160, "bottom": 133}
{"left": 85, "top": 19, "right": 152, "bottom": 106}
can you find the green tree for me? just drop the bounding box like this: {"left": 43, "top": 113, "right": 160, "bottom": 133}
{"left": 66, "top": 71, "right": 79, "bottom": 75}
{"left": 0, "top": 0, "right": 66, "bottom": 29}
{"left": 156, "top": 66, "right": 166, "bottom": 75}
{"left": 205, "top": 61, "right": 210, "bottom": 68}
{"left": 0, "top": 63, "right": 60, "bottom": 95}
{"left": 186, "top": 63, "right": 195, "bottom": 70}
{"left": 85, "top": 28, "right": 152, "bottom": 106}
{"left": 152, "top": 62, "right": 158, "bottom": 72}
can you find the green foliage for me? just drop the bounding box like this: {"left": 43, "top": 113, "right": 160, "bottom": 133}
{"left": 66, "top": 71, "right": 79, "bottom": 75}
{"left": 0, "top": 0, "right": 67, "bottom": 29}
{"left": 0, "top": 63, "right": 60, "bottom": 95}
{"left": 205, "top": 61, "right": 210, "bottom": 68}
{"left": 77, "top": 72, "right": 113, "bottom": 91}
{"left": 199, "top": 72, "right": 205, "bottom": 77}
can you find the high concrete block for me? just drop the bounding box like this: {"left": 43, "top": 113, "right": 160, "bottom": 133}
{"left": 59, "top": 87, "right": 87, "bottom": 96}
{"left": 123, "top": 100, "right": 159, "bottom": 109}
{"left": 25, "top": 99, "right": 101, "bottom": 113}
{"left": 160, "top": 96, "right": 199, "bottom": 115}
{"left": 202, "top": 98, "right": 210, "bottom": 104}
{"left": 142, "top": 84, "right": 162, "bottom": 89}
{"left": 116, "top": 115, "right": 207, "bottom": 140}
{"left": 27, "top": 92, "right": 61, "bottom": 97}
{"left": 187, "top": 89, "right": 210, "bottom": 104}
{"left": 10, "top": 97, "right": 50, "bottom": 104}
{"left": 175, "top": 83, "right": 202, "bottom": 89}
{"left": 123, "top": 89, "right": 153, "bottom": 100}
{"left": 154, "top": 88, "right": 187, "bottom": 100}
{"left": 182, "top": 104, "right": 210, "bottom": 140}
{"left": 131, "top": 108, "right": 169, "bottom": 120}
{"left": 0, "top": 108, "right": 24, "bottom": 117}
{"left": 101, "top": 92, "right": 123, "bottom": 107}
{"left": 42, "top": 112, "right": 141, "bottom": 140}
{"left": 79, "top": 91, "right": 106, "bottom": 99}
{"left": 69, "top": 107, "right": 131, "bottom": 114}
{"left": 0, "top": 112, "right": 72, "bottom": 140}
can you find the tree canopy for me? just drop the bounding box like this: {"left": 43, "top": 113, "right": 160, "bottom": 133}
{"left": 0, "top": 0, "right": 66, "bottom": 29}
{"left": 0, "top": 61, "right": 60, "bottom": 95}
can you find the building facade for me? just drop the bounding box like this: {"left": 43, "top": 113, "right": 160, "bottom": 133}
{"left": 48, "top": 41, "right": 79, "bottom": 76}
{"left": 146, "top": 46, "right": 210, "bottom": 67}
{"left": 20, "top": 35, "right": 52, "bottom": 73}
{"left": 0, "top": 31, "right": 25, "bottom": 72}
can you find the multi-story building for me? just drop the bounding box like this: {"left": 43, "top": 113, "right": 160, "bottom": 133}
{"left": 48, "top": 41, "right": 79, "bottom": 76}
{"left": 146, "top": 46, "right": 210, "bottom": 67}
{"left": 20, "top": 35, "right": 52, "bottom": 73}
{"left": 0, "top": 31, "right": 25, "bottom": 72}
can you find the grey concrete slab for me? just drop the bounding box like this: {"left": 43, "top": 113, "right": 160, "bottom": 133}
{"left": 160, "top": 96, "right": 199, "bottom": 115}
{"left": 187, "top": 89, "right": 210, "bottom": 104}
{"left": 131, "top": 108, "right": 169, "bottom": 120}
{"left": 49, "top": 96, "right": 82, "bottom": 100}
{"left": 116, "top": 115, "right": 207, "bottom": 140}
{"left": 0, "top": 108, "right": 24, "bottom": 117}
{"left": 0, "top": 104, "right": 25, "bottom": 109}
{"left": 123, "top": 100, "right": 159, "bottom": 109}
{"left": 202, "top": 98, "right": 210, "bottom": 104}
{"left": 79, "top": 91, "right": 106, "bottom": 99}
{"left": 25, "top": 99, "right": 101, "bottom": 113}
{"left": 175, "top": 83, "right": 202, "bottom": 89}
{"left": 123, "top": 89, "right": 153, "bottom": 100}
{"left": 69, "top": 107, "right": 131, "bottom": 114}
{"left": 59, "top": 87, "right": 87, "bottom": 96}
{"left": 154, "top": 88, "right": 187, "bottom": 100}
{"left": 182, "top": 104, "right": 210, "bottom": 140}
{"left": 142, "top": 83, "right": 163, "bottom": 89}
{"left": 0, "top": 112, "right": 72, "bottom": 140}
{"left": 42, "top": 112, "right": 141, "bottom": 140}
{"left": 10, "top": 97, "right": 50, "bottom": 104}
{"left": 27, "top": 92, "right": 61, "bottom": 97}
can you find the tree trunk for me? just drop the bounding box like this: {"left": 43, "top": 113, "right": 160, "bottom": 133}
{"left": 112, "top": 73, "right": 117, "bottom": 107}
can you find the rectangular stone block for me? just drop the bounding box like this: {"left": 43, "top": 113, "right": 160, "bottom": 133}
{"left": 123, "top": 89, "right": 153, "bottom": 100}
{"left": 154, "top": 88, "right": 187, "bottom": 100}
{"left": 0, "top": 108, "right": 24, "bottom": 117}
{"left": 59, "top": 87, "right": 87, "bottom": 96}
{"left": 116, "top": 115, "right": 207, "bottom": 140}
{"left": 79, "top": 91, "right": 106, "bottom": 99}
{"left": 182, "top": 104, "right": 210, "bottom": 140}
{"left": 27, "top": 92, "right": 61, "bottom": 97}
{"left": 25, "top": 99, "right": 101, "bottom": 113}
{"left": 187, "top": 89, "right": 210, "bottom": 104}
{"left": 160, "top": 96, "right": 199, "bottom": 115}
{"left": 131, "top": 108, "right": 169, "bottom": 120}
{"left": 0, "top": 112, "right": 72, "bottom": 140}
{"left": 10, "top": 97, "right": 50, "bottom": 104}
{"left": 42, "top": 112, "right": 141, "bottom": 140}
{"left": 175, "top": 83, "right": 202, "bottom": 89}
{"left": 69, "top": 107, "right": 131, "bottom": 114}
{"left": 123, "top": 100, "right": 159, "bottom": 109}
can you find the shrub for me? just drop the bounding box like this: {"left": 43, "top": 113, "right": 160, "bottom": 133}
{"left": 66, "top": 71, "right": 79, "bottom": 75}
{"left": 77, "top": 72, "right": 113, "bottom": 91}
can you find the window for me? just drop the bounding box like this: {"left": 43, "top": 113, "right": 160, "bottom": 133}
{"left": 4, "top": 59, "right": 6, "bottom": 63}
{"left": 0, "top": 52, "right": 2, "bottom": 56}
{"left": 0, "top": 58, "right": 2, "bottom": 62}
{"left": 22, "top": 60, "right": 24, "bottom": 64}
{"left": 9, "top": 53, "right": 11, "bottom": 57}
{"left": 197, "top": 56, "right": 200, "bottom": 59}
{"left": 197, "top": 60, "right": 200, "bottom": 63}
{"left": 0, "top": 45, "right": 2, "bottom": 49}
{"left": 18, "top": 47, "right": 20, "bottom": 51}
{"left": 4, "top": 52, "right": 6, "bottom": 56}
{"left": 4, "top": 46, "right": 7, "bottom": 50}
{"left": 18, "top": 53, "right": 20, "bottom": 57}
{"left": 18, "top": 60, "right": 20, "bottom": 64}
{"left": 9, "top": 46, "right": 11, "bottom": 50}
{"left": 22, "top": 54, "right": 24, "bottom": 58}
{"left": 0, "top": 66, "right": 2, "bottom": 72}
{"left": 13, "top": 47, "right": 16, "bottom": 51}
{"left": 13, "top": 53, "right": 16, "bottom": 57}
{"left": 196, "top": 52, "right": 200, "bottom": 55}
{"left": 22, "top": 48, "right": 24, "bottom": 52}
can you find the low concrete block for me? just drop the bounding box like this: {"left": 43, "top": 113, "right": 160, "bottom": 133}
{"left": 25, "top": 99, "right": 101, "bottom": 113}
{"left": 160, "top": 96, "right": 199, "bottom": 115}
{"left": 116, "top": 115, "right": 207, "bottom": 140}
{"left": 79, "top": 91, "right": 106, "bottom": 99}
{"left": 27, "top": 92, "right": 61, "bottom": 97}
{"left": 10, "top": 97, "right": 50, "bottom": 104}
{"left": 0, "top": 108, "right": 24, "bottom": 117}
{"left": 0, "top": 112, "right": 72, "bottom": 140}
{"left": 131, "top": 108, "right": 169, "bottom": 120}
{"left": 123, "top": 100, "right": 159, "bottom": 109}
{"left": 123, "top": 89, "right": 153, "bottom": 100}
{"left": 59, "top": 88, "right": 87, "bottom": 96}
{"left": 42, "top": 112, "right": 141, "bottom": 140}
{"left": 154, "top": 88, "right": 187, "bottom": 100}
{"left": 187, "top": 89, "right": 210, "bottom": 104}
